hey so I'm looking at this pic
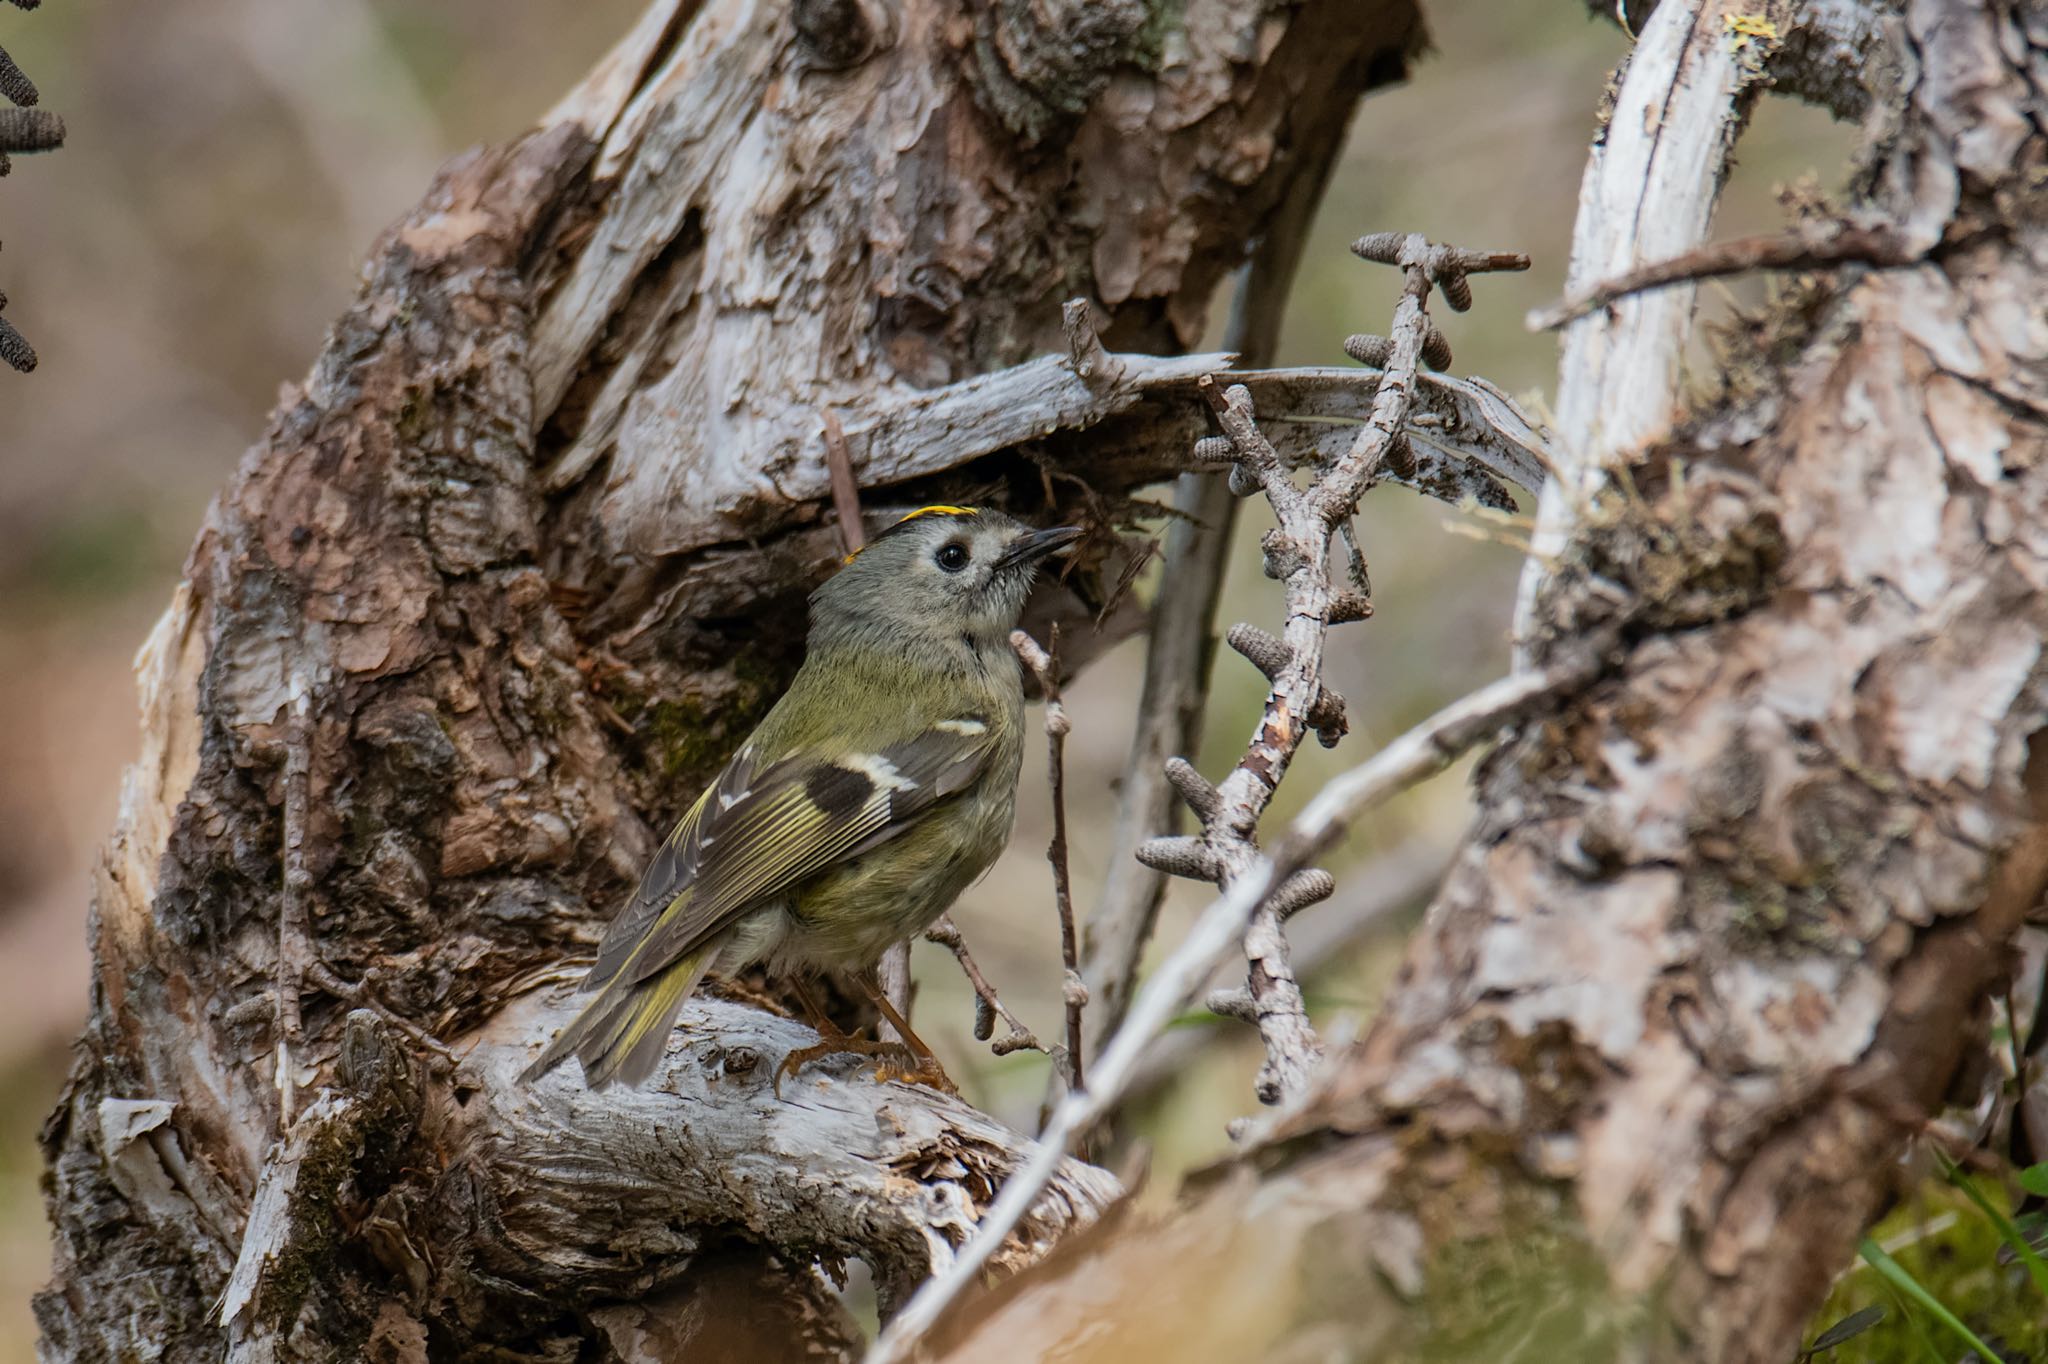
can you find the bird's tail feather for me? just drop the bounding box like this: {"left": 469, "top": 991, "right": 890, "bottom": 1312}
{"left": 519, "top": 947, "right": 715, "bottom": 1089}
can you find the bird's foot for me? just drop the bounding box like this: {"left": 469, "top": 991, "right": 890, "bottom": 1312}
{"left": 872, "top": 1050, "right": 959, "bottom": 1096}
{"left": 773, "top": 1033, "right": 959, "bottom": 1097}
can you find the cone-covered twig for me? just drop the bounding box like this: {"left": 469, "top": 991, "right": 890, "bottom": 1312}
{"left": 1, "top": 1, "right": 62, "bottom": 375}
{"left": 1147, "top": 233, "right": 1528, "bottom": 1106}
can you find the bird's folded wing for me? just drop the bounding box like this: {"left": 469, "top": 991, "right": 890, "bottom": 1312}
{"left": 587, "top": 716, "right": 998, "bottom": 991}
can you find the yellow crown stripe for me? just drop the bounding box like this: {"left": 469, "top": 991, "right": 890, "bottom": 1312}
{"left": 842, "top": 505, "right": 981, "bottom": 563}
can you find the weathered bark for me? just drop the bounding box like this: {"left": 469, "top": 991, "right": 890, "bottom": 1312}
{"left": 923, "top": 4, "right": 2048, "bottom": 1362}
{"left": 36, "top": 1, "right": 1430, "bottom": 1359}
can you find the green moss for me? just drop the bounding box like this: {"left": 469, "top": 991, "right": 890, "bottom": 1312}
{"left": 641, "top": 655, "right": 784, "bottom": 784}
{"left": 257, "top": 1038, "right": 421, "bottom": 1332}
{"left": 1556, "top": 462, "right": 1788, "bottom": 639}
{"left": 1413, "top": 1180, "right": 1656, "bottom": 1363}
{"left": 1803, "top": 1183, "right": 2048, "bottom": 1362}
{"left": 1132, "top": 0, "right": 1186, "bottom": 71}
{"left": 393, "top": 386, "right": 434, "bottom": 444}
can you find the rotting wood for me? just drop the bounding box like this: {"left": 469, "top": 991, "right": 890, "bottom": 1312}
{"left": 36, "top": 1, "right": 1440, "bottom": 1357}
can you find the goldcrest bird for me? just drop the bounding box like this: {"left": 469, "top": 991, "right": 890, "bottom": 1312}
{"left": 522, "top": 506, "right": 1083, "bottom": 1089}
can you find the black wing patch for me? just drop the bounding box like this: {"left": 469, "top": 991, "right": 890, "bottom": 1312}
{"left": 587, "top": 716, "right": 998, "bottom": 993}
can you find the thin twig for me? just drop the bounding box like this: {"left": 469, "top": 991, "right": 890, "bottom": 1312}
{"left": 1080, "top": 470, "right": 1235, "bottom": 1055}
{"left": 922, "top": 916, "right": 1040, "bottom": 1057}
{"left": 822, "top": 410, "right": 865, "bottom": 556}
{"left": 1012, "top": 628, "right": 1085, "bottom": 1094}
{"left": 821, "top": 422, "right": 917, "bottom": 1038}
{"left": 866, "top": 646, "right": 1607, "bottom": 1364}
{"left": 1527, "top": 223, "right": 1919, "bottom": 330}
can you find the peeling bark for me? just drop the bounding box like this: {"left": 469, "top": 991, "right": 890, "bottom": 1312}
{"left": 928, "top": 4, "right": 2048, "bottom": 1362}
{"left": 36, "top": 1, "right": 1428, "bottom": 1358}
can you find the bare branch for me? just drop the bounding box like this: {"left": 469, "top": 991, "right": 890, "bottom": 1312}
{"left": 1528, "top": 223, "right": 1920, "bottom": 330}
{"left": 471, "top": 992, "right": 1120, "bottom": 1314}
{"left": 1176, "top": 234, "right": 1528, "bottom": 1106}
{"left": 822, "top": 409, "right": 865, "bottom": 556}
{"left": 924, "top": 916, "right": 1041, "bottom": 1057}
{"left": 1069, "top": 154, "right": 1341, "bottom": 1070}
{"left": 1119, "top": 839, "right": 1447, "bottom": 1105}
{"left": 1012, "top": 628, "right": 1085, "bottom": 1094}
{"left": 869, "top": 647, "right": 1607, "bottom": 1364}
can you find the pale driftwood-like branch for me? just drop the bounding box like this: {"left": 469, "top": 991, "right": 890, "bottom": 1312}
{"left": 870, "top": 650, "right": 1604, "bottom": 1363}
{"left": 213, "top": 996, "right": 1117, "bottom": 1345}
{"left": 1511, "top": 0, "right": 1763, "bottom": 660}
{"left": 1012, "top": 629, "right": 1085, "bottom": 1094}
{"left": 544, "top": 346, "right": 1230, "bottom": 536}
{"left": 460, "top": 992, "right": 1119, "bottom": 1313}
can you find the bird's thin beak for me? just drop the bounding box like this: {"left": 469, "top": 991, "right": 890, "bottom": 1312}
{"left": 996, "top": 525, "right": 1085, "bottom": 572}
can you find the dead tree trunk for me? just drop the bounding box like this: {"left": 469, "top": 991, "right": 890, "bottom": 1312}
{"left": 917, "top": 4, "right": 2048, "bottom": 1362}
{"left": 34, "top": 1, "right": 1427, "bottom": 1360}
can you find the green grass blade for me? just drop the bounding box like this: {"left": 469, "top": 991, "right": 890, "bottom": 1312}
{"left": 1932, "top": 1150, "right": 2048, "bottom": 1298}
{"left": 1859, "top": 1236, "right": 2005, "bottom": 1362}
{"left": 1802, "top": 1303, "right": 1885, "bottom": 1358}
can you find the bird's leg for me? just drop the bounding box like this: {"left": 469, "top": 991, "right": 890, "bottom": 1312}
{"left": 788, "top": 976, "right": 850, "bottom": 1041}
{"left": 860, "top": 976, "right": 958, "bottom": 1095}
{"left": 772, "top": 974, "right": 958, "bottom": 1097}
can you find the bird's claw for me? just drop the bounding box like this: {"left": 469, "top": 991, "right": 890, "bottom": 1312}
{"left": 773, "top": 1034, "right": 958, "bottom": 1097}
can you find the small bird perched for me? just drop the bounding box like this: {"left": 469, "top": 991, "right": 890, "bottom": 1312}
{"left": 522, "top": 506, "right": 1082, "bottom": 1089}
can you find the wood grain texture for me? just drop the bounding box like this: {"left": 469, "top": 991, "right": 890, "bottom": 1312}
{"left": 924, "top": 5, "right": 2048, "bottom": 1361}
{"left": 35, "top": 1, "right": 1431, "bottom": 1358}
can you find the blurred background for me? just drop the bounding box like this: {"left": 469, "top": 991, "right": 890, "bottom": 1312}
{"left": 0, "top": 2, "right": 1859, "bottom": 1359}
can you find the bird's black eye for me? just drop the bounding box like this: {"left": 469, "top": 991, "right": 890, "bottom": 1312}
{"left": 935, "top": 542, "right": 971, "bottom": 573}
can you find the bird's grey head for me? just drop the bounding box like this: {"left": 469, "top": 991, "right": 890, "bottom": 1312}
{"left": 810, "top": 506, "right": 1082, "bottom": 658}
